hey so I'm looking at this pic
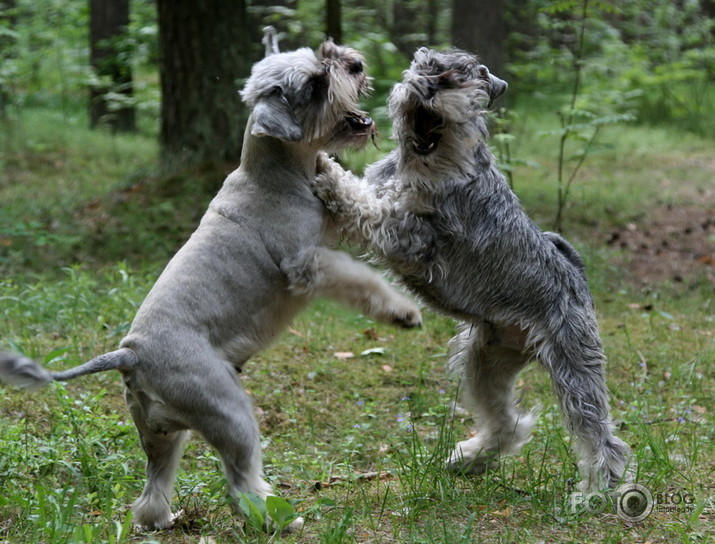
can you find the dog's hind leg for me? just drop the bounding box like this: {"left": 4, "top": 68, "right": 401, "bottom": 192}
{"left": 125, "top": 389, "right": 191, "bottom": 529}
{"left": 283, "top": 247, "right": 422, "bottom": 328}
{"left": 538, "top": 323, "right": 629, "bottom": 491}
{"left": 185, "top": 367, "right": 304, "bottom": 532}
{"left": 446, "top": 323, "right": 535, "bottom": 474}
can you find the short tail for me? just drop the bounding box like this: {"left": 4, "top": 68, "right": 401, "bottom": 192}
{"left": 0, "top": 348, "right": 138, "bottom": 390}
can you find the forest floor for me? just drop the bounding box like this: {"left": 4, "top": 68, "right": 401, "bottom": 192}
{"left": 606, "top": 188, "right": 714, "bottom": 286}
{"left": 1, "top": 110, "right": 713, "bottom": 544}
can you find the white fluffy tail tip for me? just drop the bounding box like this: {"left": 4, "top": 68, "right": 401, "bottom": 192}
{"left": 0, "top": 352, "right": 53, "bottom": 390}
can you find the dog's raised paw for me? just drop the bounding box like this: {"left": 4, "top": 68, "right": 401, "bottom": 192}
{"left": 393, "top": 310, "right": 422, "bottom": 328}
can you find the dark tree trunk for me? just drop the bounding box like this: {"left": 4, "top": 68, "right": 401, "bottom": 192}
{"left": 392, "top": 1, "right": 422, "bottom": 58}
{"left": 0, "top": 0, "right": 18, "bottom": 117}
{"left": 89, "top": 0, "right": 135, "bottom": 132}
{"left": 326, "top": 0, "right": 342, "bottom": 43}
{"left": 157, "top": 0, "right": 252, "bottom": 170}
{"left": 426, "top": 0, "right": 439, "bottom": 45}
{"left": 451, "top": 0, "right": 506, "bottom": 78}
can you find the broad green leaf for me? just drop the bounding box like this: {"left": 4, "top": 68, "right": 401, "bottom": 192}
{"left": 266, "top": 495, "right": 298, "bottom": 528}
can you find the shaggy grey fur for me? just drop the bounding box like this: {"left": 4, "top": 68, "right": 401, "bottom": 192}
{"left": 0, "top": 39, "right": 421, "bottom": 531}
{"left": 313, "top": 47, "right": 629, "bottom": 492}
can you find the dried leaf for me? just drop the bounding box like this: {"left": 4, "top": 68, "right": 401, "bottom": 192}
{"left": 333, "top": 351, "right": 354, "bottom": 360}
{"left": 361, "top": 347, "right": 387, "bottom": 356}
{"left": 491, "top": 506, "right": 512, "bottom": 517}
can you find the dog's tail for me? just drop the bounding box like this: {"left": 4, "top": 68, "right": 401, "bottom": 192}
{"left": 0, "top": 348, "right": 138, "bottom": 390}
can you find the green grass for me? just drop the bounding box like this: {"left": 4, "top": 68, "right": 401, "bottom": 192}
{"left": 1, "top": 108, "right": 713, "bottom": 543}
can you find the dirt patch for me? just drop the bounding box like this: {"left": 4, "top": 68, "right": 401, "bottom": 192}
{"left": 605, "top": 201, "right": 714, "bottom": 286}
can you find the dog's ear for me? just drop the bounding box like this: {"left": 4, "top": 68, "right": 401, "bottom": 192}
{"left": 250, "top": 87, "right": 304, "bottom": 142}
{"left": 477, "top": 65, "right": 508, "bottom": 106}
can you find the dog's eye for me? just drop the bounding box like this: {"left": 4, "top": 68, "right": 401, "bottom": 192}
{"left": 349, "top": 58, "right": 363, "bottom": 74}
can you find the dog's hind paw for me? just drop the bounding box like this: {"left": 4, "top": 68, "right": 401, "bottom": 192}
{"left": 446, "top": 438, "right": 499, "bottom": 475}
{"left": 133, "top": 509, "right": 184, "bottom": 532}
{"left": 283, "top": 515, "right": 304, "bottom": 533}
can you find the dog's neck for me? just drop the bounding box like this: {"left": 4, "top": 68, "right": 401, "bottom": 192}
{"left": 241, "top": 134, "right": 320, "bottom": 181}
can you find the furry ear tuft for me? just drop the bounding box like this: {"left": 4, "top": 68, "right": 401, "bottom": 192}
{"left": 250, "top": 89, "right": 304, "bottom": 141}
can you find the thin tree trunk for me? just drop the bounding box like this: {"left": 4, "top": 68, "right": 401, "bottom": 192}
{"left": 89, "top": 0, "right": 135, "bottom": 132}
{"left": 326, "top": 0, "right": 342, "bottom": 43}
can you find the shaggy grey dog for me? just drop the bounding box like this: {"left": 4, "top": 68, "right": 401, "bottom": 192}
{"left": 0, "top": 40, "right": 421, "bottom": 531}
{"left": 313, "top": 47, "right": 629, "bottom": 492}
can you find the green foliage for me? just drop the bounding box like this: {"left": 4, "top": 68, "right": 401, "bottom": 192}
{"left": 509, "top": 0, "right": 714, "bottom": 136}
{"left": 236, "top": 491, "right": 301, "bottom": 540}
{"left": 0, "top": 0, "right": 158, "bottom": 127}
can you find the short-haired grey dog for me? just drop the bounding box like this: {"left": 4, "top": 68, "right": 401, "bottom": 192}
{"left": 313, "top": 47, "right": 629, "bottom": 493}
{"left": 0, "top": 40, "right": 421, "bottom": 531}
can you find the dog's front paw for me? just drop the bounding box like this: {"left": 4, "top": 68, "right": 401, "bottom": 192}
{"left": 313, "top": 172, "right": 340, "bottom": 211}
{"left": 313, "top": 153, "right": 352, "bottom": 207}
{"left": 392, "top": 306, "right": 423, "bottom": 328}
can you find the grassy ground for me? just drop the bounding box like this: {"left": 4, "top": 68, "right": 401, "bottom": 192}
{"left": 0, "top": 107, "right": 713, "bottom": 543}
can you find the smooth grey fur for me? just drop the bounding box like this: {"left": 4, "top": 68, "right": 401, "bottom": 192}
{"left": 313, "top": 47, "right": 629, "bottom": 492}
{"left": 0, "top": 40, "right": 421, "bottom": 531}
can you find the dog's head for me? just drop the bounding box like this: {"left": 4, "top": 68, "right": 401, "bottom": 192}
{"left": 389, "top": 48, "right": 507, "bottom": 158}
{"left": 240, "top": 40, "right": 374, "bottom": 152}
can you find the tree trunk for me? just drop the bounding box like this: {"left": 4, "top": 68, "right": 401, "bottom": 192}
{"left": 392, "top": 1, "right": 418, "bottom": 58}
{"left": 157, "top": 0, "right": 252, "bottom": 170}
{"left": 451, "top": 0, "right": 506, "bottom": 78}
{"left": 426, "top": 0, "right": 439, "bottom": 45}
{"left": 89, "top": 0, "right": 135, "bottom": 132}
{"left": 326, "top": 0, "right": 342, "bottom": 43}
{"left": 0, "top": 0, "right": 17, "bottom": 117}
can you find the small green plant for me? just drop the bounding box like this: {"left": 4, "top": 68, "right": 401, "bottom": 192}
{"left": 541, "top": 0, "right": 636, "bottom": 232}
{"left": 237, "top": 492, "right": 300, "bottom": 540}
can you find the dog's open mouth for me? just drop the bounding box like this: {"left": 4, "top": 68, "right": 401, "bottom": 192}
{"left": 412, "top": 105, "right": 443, "bottom": 155}
{"left": 345, "top": 112, "right": 374, "bottom": 136}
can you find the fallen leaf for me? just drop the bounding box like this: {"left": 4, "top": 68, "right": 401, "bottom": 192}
{"left": 334, "top": 352, "right": 354, "bottom": 360}
{"left": 313, "top": 470, "right": 393, "bottom": 490}
{"left": 491, "top": 506, "right": 511, "bottom": 517}
{"left": 361, "top": 347, "right": 387, "bottom": 356}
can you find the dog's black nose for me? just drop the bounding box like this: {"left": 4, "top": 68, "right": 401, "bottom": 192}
{"left": 349, "top": 58, "right": 363, "bottom": 74}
